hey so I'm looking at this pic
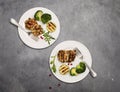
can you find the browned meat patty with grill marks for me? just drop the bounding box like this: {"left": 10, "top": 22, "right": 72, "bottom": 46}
{"left": 57, "top": 50, "right": 76, "bottom": 63}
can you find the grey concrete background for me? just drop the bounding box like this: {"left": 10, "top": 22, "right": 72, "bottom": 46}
{"left": 0, "top": 0, "right": 120, "bottom": 92}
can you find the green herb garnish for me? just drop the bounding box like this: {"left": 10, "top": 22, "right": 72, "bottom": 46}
{"left": 50, "top": 55, "right": 56, "bottom": 73}
{"left": 50, "top": 56, "right": 56, "bottom": 64}
{"left": 43, "top": 31, "right": 55, "bottom": 45}
{"left": 52, "top": 64, "right": 56, "bottom": 73}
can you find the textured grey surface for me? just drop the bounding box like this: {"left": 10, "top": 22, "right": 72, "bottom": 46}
{"left": 0, "top": 0, "right": 120, "bottom": 92}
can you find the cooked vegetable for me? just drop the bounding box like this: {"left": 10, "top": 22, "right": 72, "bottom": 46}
{"left": 70, "top": 67, "right": 78, "bottom": 76}
{"left": 41, "top": 13, "right": 52, "bottom": 24}
{"left": 80, "top": 62, "right": 86, "bottom": 68}
{"left": 79, "top": 62, "right": 86, "bottom": 72}
{"left": 76, "top": 65, "right": 82, "bottom": 73}
{"left": 59, "top": 64, "right": 69, "bottom": 75}
{"left": 76, "top": 65, "right": 84, "bottom": 73}
{"left": 34, "top": 10, "right": 43, "bottom": 21}
{"left": 43, "top": 31, "right": 55, "bottom": 45}
{"left": 76, "top": 62, "right": 86, "bottom": 73}
{"left": 46, "top": 22, "right": 56, "bottom": 32}
{"left": 69, "top": 62, "right": 86, "bottom": 76}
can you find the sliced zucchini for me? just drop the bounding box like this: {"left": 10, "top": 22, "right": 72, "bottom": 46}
{"left": 46, "top": 22, "right": 56, "bottom": 32}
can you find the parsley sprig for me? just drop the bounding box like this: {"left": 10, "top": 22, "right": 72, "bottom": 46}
{"left": 43, "top": 31, "right": 55, "bottom": 45}
{"left": 50, "top": 55, "right": 56, "bottom": 73}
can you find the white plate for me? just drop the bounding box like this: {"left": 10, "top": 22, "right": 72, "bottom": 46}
{"left": 49, "top": 40, "right": 92, "bottom": 83}
{"left": 18, "top": 7, "right": 60, "bottom": 49}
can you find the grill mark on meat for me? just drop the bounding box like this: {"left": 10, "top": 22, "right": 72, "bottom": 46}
{"left": 57, "top": 50, "right": 76, "bottom": 63}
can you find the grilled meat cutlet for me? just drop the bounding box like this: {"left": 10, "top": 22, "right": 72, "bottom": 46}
{"left": 25, "top": 18, "right": 43, "bottom": 36}
{"left": 57, "top": 50, "right": 76, "bottom": 63}
{"left": 57, "top": 50, "right": 65, "bottom": 62}
{"left": 68, "top": 50, "right": 76, "bottom": 62}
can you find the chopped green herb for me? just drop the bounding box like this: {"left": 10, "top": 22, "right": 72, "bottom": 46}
{"left": 52, "top": 64, "right": 56, "bottom": 73}
{"left": 51, "top": 56, "right": 55, "bottom": 58}
{"left": 50, "top": 55, "right": 57, "bottom": 73}
{"left": 50, "top": 56, "right": 56, "bottom": 64}
{"left": 50, "top": 61, "right": 53, "bottom": 64}
{"left": 43, "top": 31, "right": 55, "bottom": 45}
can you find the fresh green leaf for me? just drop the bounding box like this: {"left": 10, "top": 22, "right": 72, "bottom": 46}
{"left": 50, "top": 61, "right": 54, "bottom": 64}
{"left": 43, "top": 31, "right": 55, "bottom": 45}
{"left": 51, "top": 56, "right": 55, "bottom": 58}
{"left": 52, "top": 64, "right": 56, "bottom": 73}
{"left": 50, "top": 55, "right": 56, "bottom": 73}
{"left": 50, "top": 56, "right": 56, "bottom": 63}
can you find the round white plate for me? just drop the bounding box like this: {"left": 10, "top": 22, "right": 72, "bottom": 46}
{"left": 49, "top": 40, "right": 92, "bottom": 83}
{"left": 18, "top": 7, "right": 60, "bottom": 49}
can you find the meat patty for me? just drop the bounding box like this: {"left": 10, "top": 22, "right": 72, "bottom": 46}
{"left": 57, "top": 50, "right": 76, "bottom": 62}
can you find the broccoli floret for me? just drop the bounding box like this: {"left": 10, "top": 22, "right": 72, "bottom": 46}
{"left": 34, "top": 10, "right": 43, "bottom": 21}
{"left": 70, "top": 67, "right": 78, "bottom": 76}
{"left": 41, "top": 13, "right": 51, "bottom": 24}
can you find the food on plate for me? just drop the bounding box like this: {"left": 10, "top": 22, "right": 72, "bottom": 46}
{"left": 76, "top": 64, "right": 83, "bottom": 74}
{"left": 34, "top": 11, "right": 52, "bottom": 24}
{"left": 43, "top": 31, "right": 55, "bottom": 45}
{"left": 25, "top": 18, "right": 43, "bottom": 36}
{"left": 57, "top": 50, "right": 76, "bottom": 63}
{"left": 50, "top": 56, "right": 56, "bottom": 64}
{"left": 70, "top": 62, "right": 86, "bottom": 76}
{"left": 70, "top": 67, "right": 78, "bottom": 76}
{"left": 34, "top": 10, "right": 43, "bottom": 21}
{"left": 59, "top": 64, "right": 69, "bottom": 75}
{"left": 46, "top": 22, "right": 56, "bottom": 32}
{"left": 77, "top": 62, "right": 86, "bottom": 73}
{"left": 50, "top": 56, "right": 56, "bottom": 73}
{"left": 41, "top": 13, "right": 52, "bottom": 24}
{"left": 52, "top": 64, "right": 56, "bottom": 73}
